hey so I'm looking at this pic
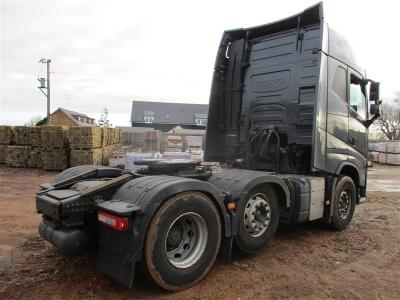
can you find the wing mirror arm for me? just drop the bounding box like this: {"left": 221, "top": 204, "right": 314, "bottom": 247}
{"left": 365, "top": 99, "right": 382, "bottom": 128}
{"left": 365, "top": 112, "right": 380, "bottom": 128}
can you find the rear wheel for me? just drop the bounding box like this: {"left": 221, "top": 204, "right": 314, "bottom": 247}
{"left": 331, "top": 176, "right": 356, "bottom": 230}
{"left": 235, "top": 186, "right": 280, "bottom": 254}
{"left": 143, "top": 192, "right": 221, "bottom": 291}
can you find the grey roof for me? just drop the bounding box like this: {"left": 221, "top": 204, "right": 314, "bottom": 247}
{"left": 117, "top": 126, "right": 155, "bottom": 132}
{"left": 131, "top": 101, "right": 208, "bottom": 124}
{"left": 56, "top": 107, "right": 95, "bottom": 126}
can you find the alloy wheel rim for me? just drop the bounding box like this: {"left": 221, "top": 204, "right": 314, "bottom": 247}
{"left": 243, "top": 193, "right": 271, "bottom": 237}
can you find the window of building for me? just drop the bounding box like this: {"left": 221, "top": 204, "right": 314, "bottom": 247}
{"left": 143, "top": 111, "right": 154, "bottom": 123}
{"left": 144, "top": 116, "right": 154, "bottom": 123}
{"left": 195, "top": 118, "right": 207, "bottom": 126}
{"left": 332, "top": 67, "right": 347, "bottom": 102}
{"left": 349, "top": 74, "right": 367, "bottom": 120}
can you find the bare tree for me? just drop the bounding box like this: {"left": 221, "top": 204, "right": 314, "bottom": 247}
{"left": 25, "top": 115, "right": 44, "bottom": 126}
{"left": 374, "top": 91, "right": 400, "bottom": 140}
{"left": 98, "top": 107, "right": 112, "bottom": 127}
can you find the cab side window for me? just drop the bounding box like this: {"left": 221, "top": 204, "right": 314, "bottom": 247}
{"left": 349, "top": 75, "right": 366, "bottom": 120}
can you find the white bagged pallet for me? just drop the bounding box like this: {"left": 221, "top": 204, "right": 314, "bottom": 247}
{"left": 376, "top": 142, "right": 387, "bottom": 152}
{"left": 387, "top": 141, "right": 400, "bottom": 154}
{"left": 372, "top": 151, "right": 379, "bottom": 162}
{"left": 386, "top": 153, "right": 400, "bottom": 165}
{"left": 378, "top": 152, "right": 387, "bottom": 164}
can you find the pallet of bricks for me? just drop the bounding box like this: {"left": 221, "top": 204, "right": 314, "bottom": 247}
{"left": 41, "top": 126, "right": 70, "bottom": 170}
{"left": 69, "top": 127, "right": 103, "bottom": 167}
{"left": 101, "top": 128, "right": 122, "bottom": 165}
{"left": 0, "top": 126, "right": 42, "bottom": 168}
{"left": 122, "top": 131, "right": 145, "bottom": 149}
{"left": 144, "top": 130, "right": 161, "bottom": 152}
{"left": 161, "top": 134, "right": 183, "bottom": 152}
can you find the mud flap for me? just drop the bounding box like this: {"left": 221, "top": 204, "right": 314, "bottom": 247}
{"left": 221, "top": 236, "right": 234, "bottom": 263}
{"left": 97, "top": 246, "right": 135, "bottom": 288}
{"left": 323, "top": 175, "right": 337, "bottom": 223}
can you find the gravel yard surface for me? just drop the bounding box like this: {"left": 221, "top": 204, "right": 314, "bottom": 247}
{"left": 0, "top": 164, "right": 399, "bottom": 299}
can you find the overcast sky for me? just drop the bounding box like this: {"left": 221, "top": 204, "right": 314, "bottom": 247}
{"left": 1, "top": 0, "right": 399, "bottom": 126}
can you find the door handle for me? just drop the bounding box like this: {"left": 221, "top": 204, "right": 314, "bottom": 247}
{"left": 348, "top": 137, "right": 356, "bottom": 145}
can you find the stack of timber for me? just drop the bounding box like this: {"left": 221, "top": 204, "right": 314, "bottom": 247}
{"left": 1, "top": 126, "right": 42, "bottom": 167}
{"left": 1, "top": 125, "right": 123, "bottom": 169}
{"left": 102, "top": 143, "right": 122, "bottom": 165}
{"left": 5, "top": 145, "right": 28, "bottom": 167}
{"left": 28, "top": 126, "right": 42, "bottom": 147}
{"left": 0, "top": 126, "right": 14, "bottom": 145}
{"left": 41, "top": 126, "right": 70, "bottom": 170}
{"left": 71, "top": 148, "right": 103, "bottom": 166}
{"left": 101, "top": 128, "right": 122, "bottom": 165}
{"left": 70, "top": 127, "right": 103, "bottom": 166}
{"left": 13, "top": 126, "right": 30, "bottom": 145}
{"left": 69, "top": 127, "right": 102, "bottom": 149}
{"left": 41, "top": 126, "right": 69, "bottom": 148}
{"left": 27, "top": 126, "right": 42, "bottom": 167}
{"left": 27, "top": 147, "right": 42, "bottom": 168}
{"left": 0, "top": 145, "right": 7, "bottom": 163}
{"left": 0, "top": 126, "right": 13, "bottom": 163}
{"left": 102, "top": 128, "right": 122, "bottom": 146}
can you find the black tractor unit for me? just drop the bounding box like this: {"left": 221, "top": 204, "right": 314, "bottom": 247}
{"left": 36, "top": 3, "right": 381, "bottom": 291}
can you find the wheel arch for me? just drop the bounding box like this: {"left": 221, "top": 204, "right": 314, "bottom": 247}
{"left": 337, "top": 163, "right": 360, "bottom": 187}
{"left": 105, "top": 176, "right": 231, "bottom": 262}
{"left": 207, "top": 169, "right": 291, "bottom": 235}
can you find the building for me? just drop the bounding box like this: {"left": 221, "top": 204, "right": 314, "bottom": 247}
{"left": 49, "top": 108, "right": 96, "bottom": 127}
{"left": 130, "top": 101, "right": 208, "bottom": 132}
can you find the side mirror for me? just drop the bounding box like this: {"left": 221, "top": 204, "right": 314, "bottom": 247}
{"left": 370, "top": 103, "right": 380, "bottom": 115}
{"left": 369, "top": 81, "right": 380, "bottom": 101}
{"left": 351, "top": 105, "right": 358, "bottom": 112}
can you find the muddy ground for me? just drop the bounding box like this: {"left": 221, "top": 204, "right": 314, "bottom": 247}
{"left": 0, "top": 164, "right": 399, "bottom": 299}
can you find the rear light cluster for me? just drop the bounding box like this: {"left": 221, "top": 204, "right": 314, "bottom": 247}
{"left": 98, "top": 211, "right": 129, "bottom": 231}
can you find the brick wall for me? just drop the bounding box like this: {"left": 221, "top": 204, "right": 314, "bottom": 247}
{"left": 49, "top": 110, "right": 77, "bottom": 127}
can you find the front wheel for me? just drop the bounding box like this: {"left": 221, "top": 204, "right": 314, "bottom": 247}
{"left": 330, "top": 176, "right": 356, "bottom": 230}
{"left": 143, "top": 192, "right": 221, "bottom": 291}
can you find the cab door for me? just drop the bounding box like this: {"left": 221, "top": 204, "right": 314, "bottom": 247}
{"left": 347, "top": 69, "right": 368, "bottom": 185}
{"left": 325, "top": 57, "right": 349, "bottom": 174}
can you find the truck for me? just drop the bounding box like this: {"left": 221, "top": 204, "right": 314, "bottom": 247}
{"left": 36, "top": 3, "right": 381, "bottom": 291}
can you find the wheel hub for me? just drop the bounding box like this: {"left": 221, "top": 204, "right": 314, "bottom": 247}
{"left": 338, "top": 190, "right": 351, "bottom": 219}
{"left": 167, "top": 225, "right": 184, "bottom": 249}
{"left": 165, "top": 212, "right": 208, "bottom": 268}
{"left": 243, "top": 193, "right": 271, "bottom": 237}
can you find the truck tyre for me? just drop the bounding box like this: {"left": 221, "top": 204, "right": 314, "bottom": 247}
{"left": 234, "top": 185, "right": 279, "bottom": 254}
{"left": 331, "top": 176, "right": 356, "bottom": 230}
{"left": 143, "top": 192, "right": 221, "bottom": 291}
